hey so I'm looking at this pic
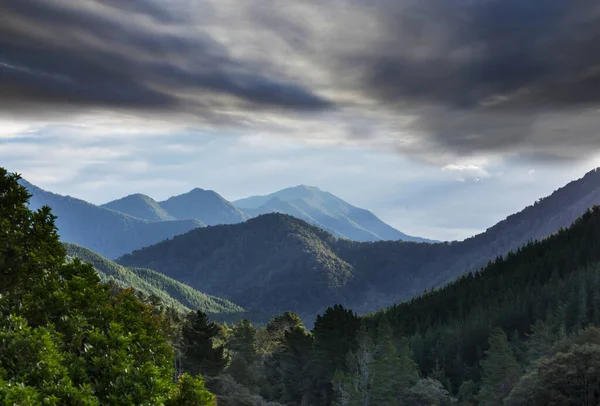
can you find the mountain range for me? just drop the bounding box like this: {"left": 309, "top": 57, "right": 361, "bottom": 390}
{"left": 118, "top": 168, "right": 600, "bottom": 319}
{"left": 20, "top": 180, "right": 204, "bottom": 259}
{"left": 20, "top": 180, "right": 429, "bottom": 259}
{"left": 234, "top": 185, "right": 432, "bottom": 243}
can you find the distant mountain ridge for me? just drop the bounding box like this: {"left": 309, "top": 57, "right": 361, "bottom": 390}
{"left": 234, "top": 185, "right": 433, "bottom": 243}
{"left": 101, "top": 193, "right": 175, "bottom": 221}
{"left": 158, "top": 188, "right": 249, "bottom": 225}
{"left": 118, "top": 168, "right": 600, "bottom": 319}
{"left": 19, "top": 180, "right": 204, "bottom": 259}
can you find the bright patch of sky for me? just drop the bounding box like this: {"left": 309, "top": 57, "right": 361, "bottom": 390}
{"left": 2, "top": 119, "right": 599, "bottom": 241}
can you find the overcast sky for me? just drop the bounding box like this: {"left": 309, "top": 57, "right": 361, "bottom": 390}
{"left": 2, "top": 0, "right": 600, "bottom": 240}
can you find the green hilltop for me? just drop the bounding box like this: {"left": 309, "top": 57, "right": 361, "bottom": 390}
{"left": 64, "top": 242, "right": 244, "bottom": 316}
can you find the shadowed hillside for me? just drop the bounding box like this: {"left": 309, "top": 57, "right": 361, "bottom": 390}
{"left": 20, "top": 180, "right": 204, "bottom": 259}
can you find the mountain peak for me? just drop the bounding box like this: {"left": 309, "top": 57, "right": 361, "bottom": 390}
{"left": 159, "top": 188, "right": 248, "bottom": 226}
{"left": 234, "top": 185, "right": 432, "bottom": 243}
{"left": 102, "top": 193, "right": 175, "bottom": 222}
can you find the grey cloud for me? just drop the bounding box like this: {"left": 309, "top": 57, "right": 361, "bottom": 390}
{"left": 336, "top": 0, "right": 600, "bottom": 157}
{"left": 0, "top": 0, "right": 331, "bottom": 120}
{"left": 2, "top": 0, "right": 600, "bottom": 162}
{"left": 249, "top": 0, "right": 600, "bottom": 159}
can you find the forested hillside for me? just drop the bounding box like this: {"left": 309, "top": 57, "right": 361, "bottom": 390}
{"left": 367, "top": 205, "right": 600, "bottom": 403}
{"left": 64, "top": 243, "right": 244, "bottom": 316}
{"left": 20, "top": 180, "right": 204, "bottom": 258}
{"left": 120, "top": 214, "right": 358, "bottom": 318}
{"left": 120, "top": 168, "right": 600, "bottom": 318}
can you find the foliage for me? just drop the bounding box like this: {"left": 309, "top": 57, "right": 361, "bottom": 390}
{"left": 166, "top": 374, "right": 216, "bottom": 406}
{"left": 401, "top": 378, "right": 450, "bottom": 406}
{"left": 478, "top": 328, "right": 521, "bottom": 405}
{"left": 182, "top": 311, "right": 227, "bottom": 377}
{"left": 0, "top": 169, "right": 216, "bottom": 404}
{"left": 505, "top": 329, "right": 600, "bottom": 405}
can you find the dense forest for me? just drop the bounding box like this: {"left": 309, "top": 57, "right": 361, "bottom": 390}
{"left": 5, "top": 165, "right": 600, "bottom": 404}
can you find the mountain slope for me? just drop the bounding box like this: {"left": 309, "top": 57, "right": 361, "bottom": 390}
{"left": 160, "top": 188, "right": 249, "bottom": 226}
{"left": 20, "top": 180, "right": 204, "bottom": 259}
{"left": 118, "top": 168, "right": 600, "bottom": 318}
{"left": 101, "top": 193, "right": 175, "bottom": 221}
{"left": 371, "top": 205, "right": 600, "bottom": 388}
{"left": 119, "top": 214, "right": 358, "bottom": 317}
{"left": 64, "top": 243, "right": 243, "bottom": 315}
{"left": 234, "top": 185, "right": 432, "bottom": 243}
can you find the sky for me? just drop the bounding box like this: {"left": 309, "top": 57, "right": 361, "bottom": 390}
{"left": 1, "top": 0, "right": 600, "bottom": 241}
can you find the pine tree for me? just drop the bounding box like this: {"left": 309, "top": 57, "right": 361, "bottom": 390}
{"left": 228, "top": 319, "right": 258, "bottom": 364}
{"left": 277, "top": 326, "right": 313, "bottom": 405}
{"left": 182, "top": 310, "right": 227, "bottom": 377}
{"left": 343, "top": 325, "right": 374, "bottom": 406}
{"left": 478, "top": 328, "right": 521, "bottom": 405}
{"left": 310, "top": 304, "right": 361, "bottom": 405}
{"left": 370, "top": 317, "right": 418, "bottom": 405}
{"left": 525, "top": 320, "right": 558, "bottom": 367}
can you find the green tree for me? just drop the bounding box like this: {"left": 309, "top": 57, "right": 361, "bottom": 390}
{"left": 274, "top": 326, "right": 313, "bottom": 405}
{"left": 0, "top": 168, "right": 217, "bottom": 404}
{"left": 266, "top": 312, "right": 305, "bottom": 344}
{"left": 370, "top": 317, "right": 418, "bottom": 405}
{"left": 310, "top": 304, "right": 361, "bottom": 405}
{"left": 332, "top": 325, "right": 374, "bottom": 406}
{"left": 228, "top": 319, "right": 259, "bottom": 364}
{"left": 506, "top": 343, "right": 600, "bottom": 405}
{"left": 226, "top": 319, "right": 260, "bottom": 388}
{"left": 457, "top": 380, "right": 477, "bottom": 405}
{"left": 478, "top": 328, "right": 521, "bottom": 405}
{"left": 402, "top": 378, "right": 450, "bottom": 406}
{"left": 0, "top": 169, "right": 64, "bottom": 295}
{"left": 182, "top": 310, "right": 227, "bottom": 377}
{"left": 525, "top": 320, "right": 561, "bottom": 366}
{"left": 166, "top": 374, "right": 217, "bottom": 406}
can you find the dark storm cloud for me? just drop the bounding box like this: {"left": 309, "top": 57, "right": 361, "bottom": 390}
{"left": 0, "top": 0, "right": 331, "bottom": 118}
{"left": 2, "top": 0, "right": 600, "bottom": 161}
{"left": 332, "top": 0, "right": 600, "bottom": 156}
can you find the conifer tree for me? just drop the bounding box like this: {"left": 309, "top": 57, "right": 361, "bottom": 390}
{"left": 370, "top": 317, "right": 418, "bottom": 405}
{"left": 478, "top": 328, "right": 521, "bottom": 405}
{"left": 182, "top": 310, "right": 227, "bottom": 377}
{"left": 310, "top": 304, "right": 361, "bottom": 405}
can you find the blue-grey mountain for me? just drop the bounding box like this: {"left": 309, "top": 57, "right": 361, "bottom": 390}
{"left": 159, "top": 188, "right": 249, "bottom": 226}
{"left": 101, "top": 193, "right": 175, "bottom": 221}
{"left": 20, "top": 180, "right": 204, "bottom": 259}
{"left": 234, "top": 185, "right": 433, "bottom": 242}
